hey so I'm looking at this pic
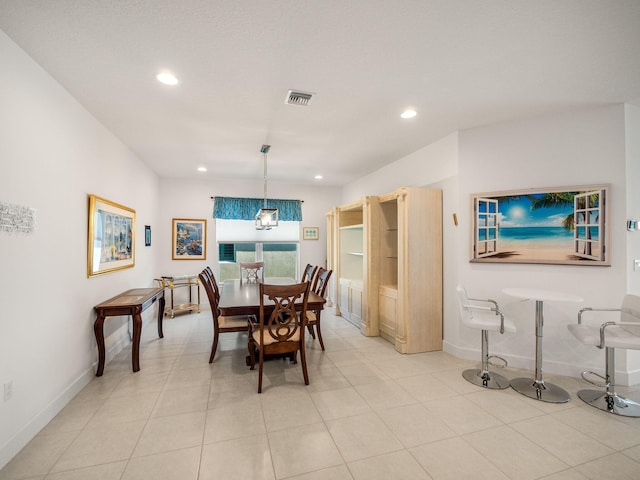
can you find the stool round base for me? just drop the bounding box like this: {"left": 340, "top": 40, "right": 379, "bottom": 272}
{"left": 511, "top": 377, "right": 570, "bottom": 403}
{"left": 462, "top": 369, "right": 510, "bottom": 389}
{"left": 577, "top": 389, "right": 640, "bottom": 417}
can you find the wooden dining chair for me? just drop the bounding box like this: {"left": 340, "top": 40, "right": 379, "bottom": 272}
{"left": 199, "top": 271, "right": 251, "bottom": 363}
{"left": 301, "top": 263, "right": 318, "bottom": 284}
{"left": 203, "top": 266, "right": 220, "bottom": 302}
{"left": 247, "top": 282, "right": 310, "bottom": 393}
{"left": 239, "top": 261, "right": 264, "bottom": 284}
{"left": 306, "top": 268, "right": 332, "bottom": 350}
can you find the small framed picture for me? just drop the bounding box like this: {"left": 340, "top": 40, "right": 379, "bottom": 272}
{"left": 145, "top": 225, "right": 151, "bottom": 246}
{"left": 303, "top": 226, "right": 319, "bottom": 240}
{"left": 172, "top": 218, "right": 206, "bottom": 260}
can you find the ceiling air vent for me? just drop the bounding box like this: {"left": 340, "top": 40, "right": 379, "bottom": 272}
{"left": 285, "top": 90, "right": 314, "bottom": 106}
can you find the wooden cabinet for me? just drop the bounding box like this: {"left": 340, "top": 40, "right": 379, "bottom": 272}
{"left": 339, "top": 279, "right": 363, "bottom": 327}
{"left": 329, "top": 187, "right": 442, "bottom": 354}
{"left": 373, "top": 187, "right": 442, "bottom": 353}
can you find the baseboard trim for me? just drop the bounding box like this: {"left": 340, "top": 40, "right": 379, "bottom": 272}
{"left": 0, "top": 326, "right": 133, "bottom": 470}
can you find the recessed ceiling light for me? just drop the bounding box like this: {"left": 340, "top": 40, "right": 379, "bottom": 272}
{"left": 314, "top": 175, "right": 323, "bottom": 180}
{"left": 401, "top": 109, "right": 417, "bottom": 119}
{"left": 157, "top": 72, "right": 179, "bottom": 86}
{"left": 197, "top": 166, "right": 207, "bottom": 172}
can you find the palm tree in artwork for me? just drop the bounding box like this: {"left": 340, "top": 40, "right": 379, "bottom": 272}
{"left": 525, "top": 191, "right": 597, "bottom": 256}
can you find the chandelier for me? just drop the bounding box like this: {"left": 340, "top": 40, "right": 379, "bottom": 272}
{"left": 255, "top": 144, "right": 278, "bottom": 230}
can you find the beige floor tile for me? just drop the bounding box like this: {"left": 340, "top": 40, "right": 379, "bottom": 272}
{"left": 377, "top": 403, "right": 456, "bottom": 448}
{"left": 511, "top": 415, "right": 614, "bottom": 466}
{"left": 0, "top": 431, "right": 78, "bottom": 479}
{"left": 304, "top": 366, "right": 352, "bottom": 393}
{"left": 286, "top": 465, "right": 354, "bottom": 480}
{"left": 260, "top": 389, "right": 322, "bottom": 432}
{"left": 38, "top": 401, "right": 102, "bottom": 436}
{"left": 163, "top": 365, "right": 212, "bottom": 390}
{"left": 268, "top": 423, "right": 343, "bottom": 478}
{"left": 537, "top": 469, "right": 590, "bottom": 480}
{"left": 85, "top": 391, "right": 158, "bottom": 428}
{"left": 465, "top": 388, "right": 546, "bottom": 424}
{"left": 49, "top": 420, "right": 145, "bottom": 473}
{"left": 172, "top": 352, "right": 210, "bottom": 370}
{"left": 551, "top": 406, "right": 640, "bottom": 451}
{"left": 43, "top": 461, "right": 126, "bottom": 480}
{"left": 122, "top": 446, "right": 200, "bottom": 480}
{"left": 348, "top": 450, "right": 432, "bottom": 480}
{"left": 622, "top": 444, "right": 640, "bottom": 462}
{"left": 326, "top": 411, "right": 403, "bottom": 463}
{"left": 355, "top": 379, "right": 417, "bottom": 411}
{"left": 422, "top": 395, "right": 503, "bottom": 435}
{"left": 409, "top": 437, "right": 509, "bottom": 480}
{"left": 110, "top": 370, "right": 169, "bottom": 397}
{"left": 204, "top": 396, "right": 264, "bottom": 443}
{"left": 132, "top": 411, "right": 206, "bottom": 457}
{"left": 574, "top": 453, "right": 640, "bottom": 479}
{"left": 152, "top": 384, "right": 209, "bottom": 417}
{"left": 395, "top": 374, "right": 458, "bottom": 403}
{"left": 463, "top": 425, "right": 569, "bottom": 480}
{"left": 337, "top": 363, "right": 390, "bottom": 386}
{"left": 311, "top": 386, "right": 371, "bottom": 421}
{"left": 200, "top": 434, "right": 275, "bottom": 480}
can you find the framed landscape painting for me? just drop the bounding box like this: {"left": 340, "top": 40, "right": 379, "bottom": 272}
{"left": 470, "top": 184, "right": 609, "bottom": 266}
{"left": 172, "top": 218, "right": 206, "bottom": 260}
{"left": 87, "top": 194, "right": 135, "bottom": 277}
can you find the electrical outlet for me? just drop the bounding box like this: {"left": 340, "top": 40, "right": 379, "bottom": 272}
{"left": 3, "top": 381, "right": 13, "bottom": 402}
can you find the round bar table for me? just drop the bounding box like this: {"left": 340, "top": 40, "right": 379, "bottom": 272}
{"left": 503, "top": 288, "right": 583, "bottom": 403}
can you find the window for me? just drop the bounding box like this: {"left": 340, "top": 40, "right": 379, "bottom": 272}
{"left": 217, "top": 242, "right": 298, "bottom": 281}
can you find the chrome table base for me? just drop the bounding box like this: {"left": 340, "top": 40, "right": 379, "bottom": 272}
{"left": 510, "top": 377, "right": 571, "bottom": 403}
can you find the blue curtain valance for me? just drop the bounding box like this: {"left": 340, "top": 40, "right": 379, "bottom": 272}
{"left": 213, "top": 197, "right": 302, "bottom": 221}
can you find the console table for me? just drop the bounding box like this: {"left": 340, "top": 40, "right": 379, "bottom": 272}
{"left": 93, "top": 287, "right": 165, "bottom": 376}
{"left": 155, "top": 274, "right": 200, "bottom": 317}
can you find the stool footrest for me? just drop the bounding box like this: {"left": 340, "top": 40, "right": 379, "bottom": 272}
{"left": 580, "top": 370, "right": 607, "bottom": 388}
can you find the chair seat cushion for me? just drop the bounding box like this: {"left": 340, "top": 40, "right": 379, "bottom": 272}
{"left": 306, "top": 310, "right": 317, "bottom": 322}
{"left": 568, "top": 323, "right": 640, "bottom": 350}
{"left": 219, "top": 315, "right": 250, "bottom": 329}
{"left": 465, "top": 313, "right": 516, "bottom": 334}
{"left": 251, "top": 327, "right": 301, "bottom": 346}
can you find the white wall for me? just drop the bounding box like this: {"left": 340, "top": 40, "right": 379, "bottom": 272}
{"left": 455, "top": 105, "right": 630, "bottom": 381}
{"left": 0, "top": 31, "right": 160, "bottom": 468}
{"left": 342, "top": 104, "right": 639, "bottom": 384}
{"left": 156, "top": 177, "right": 342, "bottom": 283}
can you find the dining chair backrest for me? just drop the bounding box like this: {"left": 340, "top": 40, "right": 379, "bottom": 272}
{"left": 301, "top": 263, "right": 318, "bottom": 284}
{"left": 239, "top": 261, "right": 264, "bottom": 284}
{"left": 199, "top": 271, "right": 220, "bottom": 315}
{"left": 203, "top": 266, "right": 220, "bottom": 301}
{"left": 312, "top": 267, "right": 332, "bottom": 297}
{"left": 259, "top": 282, "right": 310, "bottom": 334}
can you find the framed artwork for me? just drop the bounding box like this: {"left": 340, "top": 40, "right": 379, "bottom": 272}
{"left": 145, "top": 225, "right": 151, "bottom": 246}
{"left": 172, "top": 218, "right": 206, "bottom": 260}
{"left": 87, "top": 194, "right": 135, "bottom": 277}
{"left": 470, "top": 184, "right": 609, "bottom": 266}
{"left": 303, "top": 226, "right": 319, "bottom": 240}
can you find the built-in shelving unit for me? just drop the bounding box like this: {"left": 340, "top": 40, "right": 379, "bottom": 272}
{"left": 328, "top": 187, "right": 443, "bottom": 354}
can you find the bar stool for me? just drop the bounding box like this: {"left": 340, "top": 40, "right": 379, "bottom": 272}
{"left": 457, "top": 285, "right": 516, "bottom": 389}
{"left": 568, "top": 294, "right": 640, "bottom": 416}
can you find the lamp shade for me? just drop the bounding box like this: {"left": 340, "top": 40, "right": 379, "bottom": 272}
{"left": 255, "top": 207, "right": 278, "bottom": 230}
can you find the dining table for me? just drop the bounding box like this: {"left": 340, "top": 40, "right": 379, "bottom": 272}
{"left": 217, "top": 277, "right": 326, "bottom": 317}
{"left": 503, "top": 287, "right": 583, "bottom": 403}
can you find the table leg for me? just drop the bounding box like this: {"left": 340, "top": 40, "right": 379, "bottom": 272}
{"left": 132, "top": 311, "right": 143, "bottom": 373}
{"left": 511, "top": 300, "right": 571, "bottom": 403}
{"left": 94, "top": 314, "right": 106, "bottom": 377}
{"left": 157, "top": 294, "right": 165, "bottom": 338}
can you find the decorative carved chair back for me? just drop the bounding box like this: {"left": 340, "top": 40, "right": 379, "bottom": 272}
{"left": 301, "top": 263, "right": 318, "bottom": 284}
{"left": 239, "top": 261, "right": 264, "bottom": 284}
{"left": 312, "top": 268, "right": 332, "bottom": 298}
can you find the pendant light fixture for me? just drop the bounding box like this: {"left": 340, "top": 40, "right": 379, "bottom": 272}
{"left": 255, "top": 144, "right": 278, "bottom": 230}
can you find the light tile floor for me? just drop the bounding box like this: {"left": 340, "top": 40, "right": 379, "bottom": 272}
{"left": 2, "top": 307, "right": 640, "bottom": 480}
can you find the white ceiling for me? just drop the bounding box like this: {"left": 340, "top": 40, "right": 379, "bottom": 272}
{"left": 1, "top": 1, "right": 640, "bottom": 186}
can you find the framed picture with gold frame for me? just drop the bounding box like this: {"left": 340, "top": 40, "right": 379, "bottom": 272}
{"left": 87, "top": 194, "right": 135, "bottom": 277}
{"left": 172, "top": 218, "right": 206, "bottom": 260}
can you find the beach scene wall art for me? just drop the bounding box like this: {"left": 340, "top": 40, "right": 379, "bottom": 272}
{"left": 470, "top": 185, "right": 609, "bottom": 266}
